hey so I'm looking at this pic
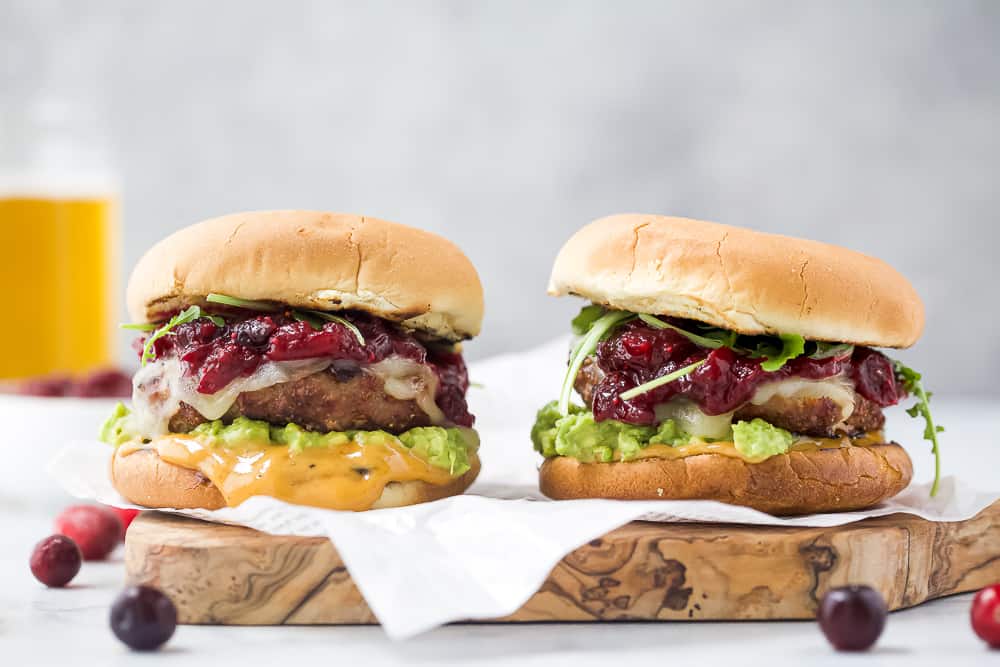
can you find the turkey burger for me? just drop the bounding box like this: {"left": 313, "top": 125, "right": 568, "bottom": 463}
{"left": 103, "top": 210, "right": 483, "bottom": 511}
{"left": 533, "top": 214, "right": 941, "bottom": 515}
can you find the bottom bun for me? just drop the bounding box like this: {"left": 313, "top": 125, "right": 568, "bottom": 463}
{"left": 111, "top": 447, "right": 481, "bottom": 511}
{"left": 539, "top": 443, "right": 913, "bottom": 515}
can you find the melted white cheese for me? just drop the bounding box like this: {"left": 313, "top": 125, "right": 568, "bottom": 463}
{"left": 654, "top": 399, "right": 735, "bottom": 439}
{"left": 368, "top": 357, "right": 446, "bottom": 425}
{"left": 130, "top": 357, "right": 333, "bottom": 437}
{"left": 129, "top": 354, "right": 447, "bottom": 438}
{"left": 748, "top": 375, "right": 857, "bottom": 422}
{"left": 651, "top": 375, "right": 859, "bottom": 437}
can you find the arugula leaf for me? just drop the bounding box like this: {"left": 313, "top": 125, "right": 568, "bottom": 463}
{"left": 125, "top": 310, "right": 224, "bottom": 334}
{"left": 292, "top": 310, "right": 325, "bottom": 331}
{"left": 304, "top": 310, "right": 366, "bottom": 345}
{"left": 618, "top": 359, "right": 707, "bottom": 401}
{"left": 205, "top": 293, "right": 363, "bottom": 345}
{"left": 894, "top": 360, "right": 943, "bottom": 496}
{"left": 206, "top": 293, "right": 280, "bottom": 312}
{"left": 571, "top": 305, "right": 605, "bottom": 335}
{"left": 140, "top": 305, "right": 203, "bottom": 366}
{"left": 558, "top": 310, "right": 634, "bottom": 415}
{"left": 637, "top": 314, "right": 732, "bottom": 349}
{"left": 759, "top": 333, "right": 806, "bottom": 372}
{"left": 809, "top": 341, "right": 854, "bottom": 359}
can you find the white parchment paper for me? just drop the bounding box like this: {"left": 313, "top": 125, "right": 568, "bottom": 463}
{"left": 48, "top": 338, "right": 1000, "bottom": 639}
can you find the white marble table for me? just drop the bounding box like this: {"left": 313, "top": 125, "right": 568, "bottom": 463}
{"left": 3, "top": 398, "right": 999, "bottom": 665}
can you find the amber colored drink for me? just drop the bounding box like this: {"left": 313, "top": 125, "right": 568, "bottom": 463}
{"left": 0, "top": 194, "right": 118, "bottom": 378}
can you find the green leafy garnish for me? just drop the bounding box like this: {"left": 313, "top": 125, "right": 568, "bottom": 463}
{"left": 637, "top": 314, "right": 734, "bottom": 349}
{"left": 206, "top": 293, "right": 365, "bottom": 345}
{"left": 303, "top": 310, "right": 366, "bottom": 345}
{"left": 291, "top": 310, "right": 325, "bottom": 331}
{"left": 571, "top": 305, "right": 606, "bottom": 335}
{"left": 120, "top": 322, "right": 158, "bottom": 331}
{"left": 139, "top": 305, "right": 205, "bottom": 366}
{"left": 759, "top": 333, "right": 806, "bottom": 372}
{"left": 894, "top": 360, "right": 943, "bottom": 497}
{"left": 559, "top": 310, "right": 634, "bottom": 415}
{"left": 206, "top": 293, "right": 280, "bottom": 312}
{"left": 618, "top": 359, "right": 707, "bottom": 401}
{"left": 809, "top": 342, "right": 854, "bottom": 359}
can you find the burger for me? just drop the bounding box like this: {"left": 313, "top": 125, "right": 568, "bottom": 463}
{"left": 532, "top": 214, "right": 941, "bottom": 515}
{"left": 101, "top": 210, "right": 483, "bottom": 511}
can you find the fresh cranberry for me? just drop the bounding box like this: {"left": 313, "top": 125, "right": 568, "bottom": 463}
{"left": 18, "top": 374, "right": 73, "bottom": 397}
{"left": 106, "top": 507, "right": 141, "bottom": 537}
{"left": 54, "top": 505, "right": 122, "bottom": 561}
{"left": 817, "top": 585, "right": 887, "bottom": 651}
{"left": 851, "top": 348, "right": 900, "bottom": 407}
{"left": 971, "top": 584, "right": 1000, "bottom": 648}
{"left": 110, "top": 585, "right": 178, "bottom": 651}
{"left": 30, "top": 535, "right": 82, "bottom": 587}
{"left": 68, "top": 369, "right": 133, "bottom": 398}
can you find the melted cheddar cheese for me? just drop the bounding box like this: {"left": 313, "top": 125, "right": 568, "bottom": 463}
{"left": 119, "top": 434, "right": 461, "bottom": 511}
{"left": 618, "top": 430, "right": 886, "bottom": 464}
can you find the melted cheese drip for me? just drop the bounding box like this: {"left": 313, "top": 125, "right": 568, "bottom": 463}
{"left": 368, "top": 357, "right": 446, "bottom": 425}
{"left": 620, "top": 430, "right": 885, "bottom": 464}
{"left": 119, "top": 434, "right": 458, "bottom": 511}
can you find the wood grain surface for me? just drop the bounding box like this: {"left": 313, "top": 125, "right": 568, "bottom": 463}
{"left": 124, "top": 502, "right": 1000, "bottom": 625}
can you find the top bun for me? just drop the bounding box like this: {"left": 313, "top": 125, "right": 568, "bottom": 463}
{"left": 127, "top": 211, "right": 484, "bottom": 340}
{"left": 548, "top": 214, "right": 924, "bottom": 348}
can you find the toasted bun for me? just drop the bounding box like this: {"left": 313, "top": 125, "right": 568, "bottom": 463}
{"left": 127, "top": 210, "right": 484, "bottom": 341}
{"left": 538, "top": 443, "right": 913, "bottom": 515}
{"left": 110, "top": 447, "right": 481, "bottom": 511}
{"left": 549, "top": 214, "right": 924, "bottom": 348}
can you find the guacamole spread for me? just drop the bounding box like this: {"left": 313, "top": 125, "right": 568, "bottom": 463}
{"left": 100, "top": 403, "right": 476, "bottom": 476}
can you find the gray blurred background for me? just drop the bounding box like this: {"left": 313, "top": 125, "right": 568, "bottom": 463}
{"left": 2, "top": 0, "right": 998, "bottom": 395}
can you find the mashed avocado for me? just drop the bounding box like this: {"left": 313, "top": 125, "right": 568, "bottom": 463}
{"left": 100, "top": 403, "right": 476, "bottom": 476}
{"left": 730, "top": 418, "right": 794, "bottom": 459}
{"left": 531, "top": 400, "right": 795, "bottom": 463}
{"left": 99, "top": 402, "right": 133, "bottom": 446}
{"left": 531, "top": 400, "right": 689, "bottom": 462}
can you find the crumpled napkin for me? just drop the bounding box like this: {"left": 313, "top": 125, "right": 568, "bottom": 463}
{"left": 47, "top": 338, "right": 1000, "bottom": 639}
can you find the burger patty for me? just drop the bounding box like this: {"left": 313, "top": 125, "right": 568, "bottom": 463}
{"left": 732, "top": 394, "right": 884, "bottom": 437}
{"left": 168, "top": 368, "right": 435, "bottom": 434}
{"left": 574, "top": 357, "right": 885, "bottom": 438}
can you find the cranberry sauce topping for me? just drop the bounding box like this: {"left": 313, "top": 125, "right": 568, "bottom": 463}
{"left": 590, "top": 319, "right": 901, "bottom": 425}
{"left": 137, "top": 311, "right": 473, "bottom": 426}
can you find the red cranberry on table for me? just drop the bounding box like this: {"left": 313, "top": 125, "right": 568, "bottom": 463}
{"left": 110, "top": 585, "right": 178, "bottom": 651}
{"left": 971, "top": 584, "right": 1000, "bottom": 648}
{"left": 105, "top": 507, "right": 141, "bottom": 537}
{"left": 30, "top": 535, "right": 82, "bottom": 588}
{"left": 17, "top": 374, "right": 73, "bottom": 397}
{"left": 54, "top": 505, "right": 122, "bottom": 561}
{"left": 817, "top": 585, "right": 887, "bottom": 651}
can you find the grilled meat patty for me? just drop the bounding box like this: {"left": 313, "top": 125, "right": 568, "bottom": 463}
{"left": 169, "top": 367, "right": 435, "bottom": 434}
{"left": 574, "top": 356, "right": 884, "bottom": 438}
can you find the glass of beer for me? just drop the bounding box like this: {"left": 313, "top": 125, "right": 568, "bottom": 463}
{"left": 0, "top": 99, "right": 119, "bottom": 379}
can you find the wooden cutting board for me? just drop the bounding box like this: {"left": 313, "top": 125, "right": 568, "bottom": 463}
{"left": 124, "top": 503, "right": 1000, "bottom": 625}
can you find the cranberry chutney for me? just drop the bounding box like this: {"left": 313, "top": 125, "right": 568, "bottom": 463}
{"left": 589, "top": 319, "right": 902, "bottom": 425}
{"left": 135, "top": 310, "right": 473, "bottom": 427}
